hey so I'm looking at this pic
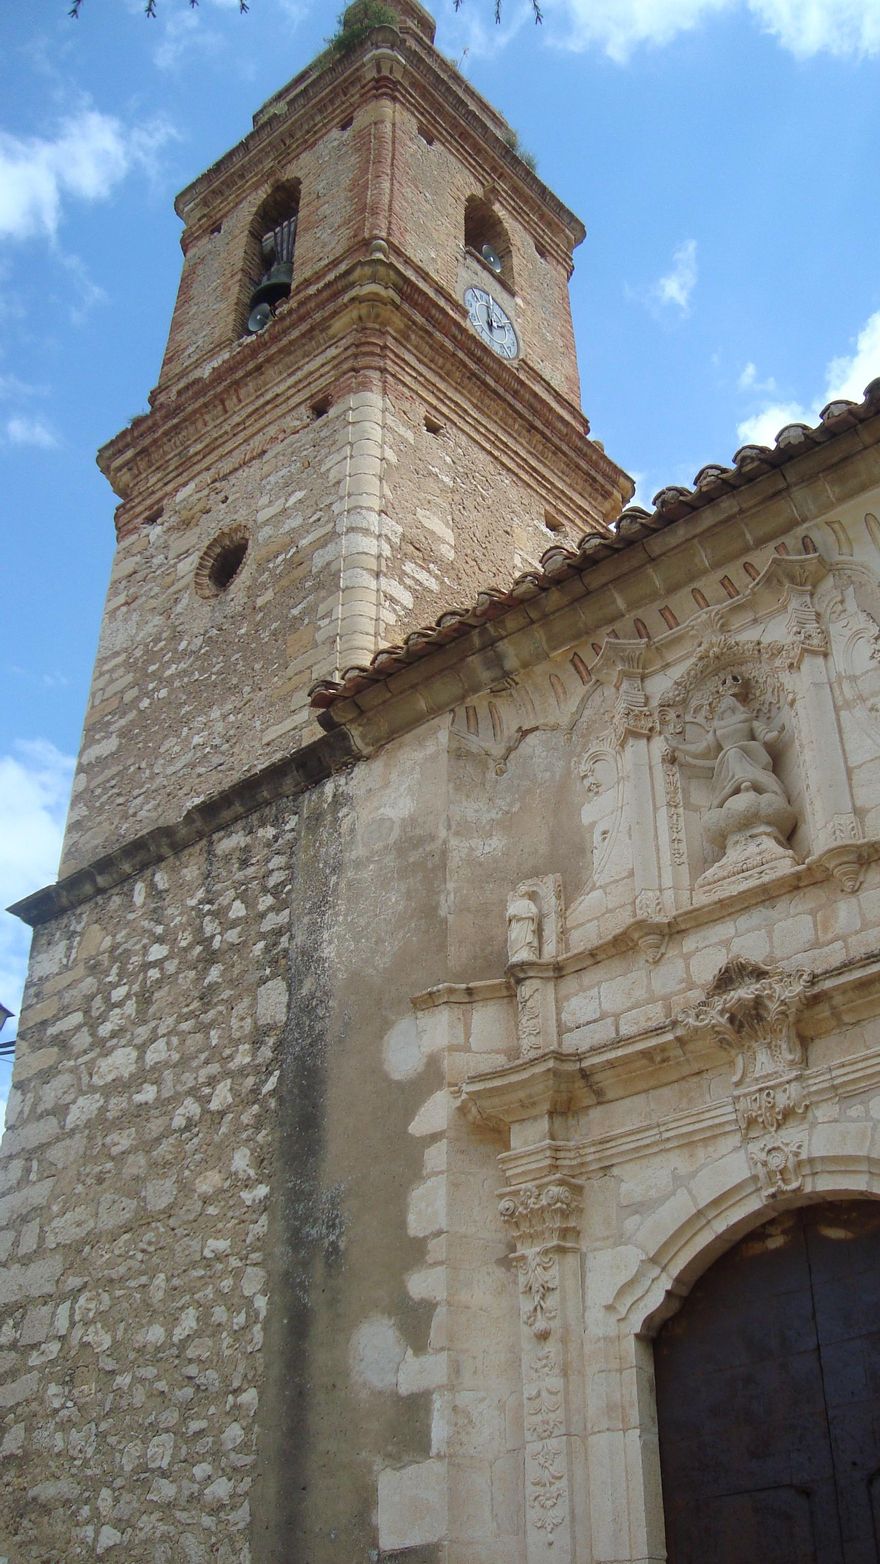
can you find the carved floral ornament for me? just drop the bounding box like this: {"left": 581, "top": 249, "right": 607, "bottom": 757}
{"left": 675, "top": 957, "right": 812, "bottom": 1086}
{"left": 499, "top": 1182, "right": 581, "bottom": 1340}
{"left": 677, "top": 959, "right": 813, "bottom": 1182}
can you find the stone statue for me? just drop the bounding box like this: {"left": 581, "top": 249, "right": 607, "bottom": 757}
{"left": 507, "top": 891, "right": 540, "bottom": 964}
{"left": 668, "top": 692, "right": 790, "bottom": 813}
{"left": 668, "top": 683, "right": 797, "bottom": 886}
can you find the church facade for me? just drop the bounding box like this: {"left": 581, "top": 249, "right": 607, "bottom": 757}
{"left": 4, "top": 2, "right": 880, "bottom": 1559}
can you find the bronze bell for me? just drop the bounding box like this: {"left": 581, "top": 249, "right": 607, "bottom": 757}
{"left": 248, "top": 260, "right": 294, "bottom": 312}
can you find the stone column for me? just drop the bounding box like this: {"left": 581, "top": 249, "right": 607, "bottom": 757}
{"left": 499, "top": 1180, "right": 588, "bottom": 1562}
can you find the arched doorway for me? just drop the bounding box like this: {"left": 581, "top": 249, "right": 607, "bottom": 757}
{"left": 655, "top": 1200, "right": 880, "bottom": 1563}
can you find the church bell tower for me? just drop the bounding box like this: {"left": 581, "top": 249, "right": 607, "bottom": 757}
{"left": 62, "top": 0, "right": 631, "bottom": 876}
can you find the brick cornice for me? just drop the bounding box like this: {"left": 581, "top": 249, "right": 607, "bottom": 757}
{"left": 175, "top": 28, "right": 583, "bottom": 260}
{"left": 99, "top": 251, "right": 630, "bottom": 533}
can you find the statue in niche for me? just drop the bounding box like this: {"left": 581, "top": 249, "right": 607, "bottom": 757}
{"left": 668, "top": 674, "right": 797, "bottom": 887}
{"left": 669, "top": 690, "right": 790, "bottom": 811}
{"left": 507, "top": 890, "right": 540, "bottom": 964}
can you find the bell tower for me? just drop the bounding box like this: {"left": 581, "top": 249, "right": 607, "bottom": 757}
{"left": 62, "top": 0, "right": 631, "bottom": 875}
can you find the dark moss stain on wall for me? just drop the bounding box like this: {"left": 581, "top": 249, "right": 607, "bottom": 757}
{"left": 252, "top": 781, "right": 343, "bottom": 1563}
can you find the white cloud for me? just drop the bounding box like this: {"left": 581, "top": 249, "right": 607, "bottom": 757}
{"left": 737, "top": 307, "right": 880, "bottom": 446}
{"left": 0, "top": 108, "right": 175, "bottom": 244}
{"left": 5, "top": 416, "right": 58, "bottom": 449}
{"left": 550, "top": 0, "right": 732, "bottom": 61}
{"left": 0, "top": 742, "right": 75, "bottom": 1047}
{"left": 651, "top": 239, "right": 698, "bottom": 314}
{"left": 737, "top": 361, "right": 777, "bottom": 394}
{"left": 750, "top": 0, "right": 880, "bottom": 57}
{"left": 547, "top": 0, "right": 880, "bottom": 60}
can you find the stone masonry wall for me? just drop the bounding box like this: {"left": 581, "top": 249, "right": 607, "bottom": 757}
{"left": 0, "top": 800, "right": 297, "bottom": 1562}
{"left": 63, "top": 368, "right": 594, "bottom": 875}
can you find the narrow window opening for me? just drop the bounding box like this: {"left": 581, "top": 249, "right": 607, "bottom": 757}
{"left": 424, "top": 413, "right": 444, "bottom": 435}
{"left": 464, "top": 196, "right": 514, "bottom": 288}
{"left": 534, "top": 240, "right": 547, "bottom": 261}
{"left": 543, "top": 510, "right": 564, "bottom": 533}
{"left": 311, "top": 396, "right": 332, "bottom": 420}
{"left": 417, "top": 124, "right": 435, "bottom": 146}
{"left": 210, "top": 222, "right": 223, "bottom": 236}
{"left": 339, "top": 115, "right": 354, "bottom": 132}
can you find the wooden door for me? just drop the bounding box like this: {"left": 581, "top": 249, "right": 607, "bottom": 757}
{"left": 655, "top": 1201, "right": 880, "bottom": 1563}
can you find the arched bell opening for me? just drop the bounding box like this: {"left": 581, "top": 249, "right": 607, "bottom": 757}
{"left": 653, "top": 1197, "right": 880, "bottom": 1563}
{"left": 237, "top": 180, "right": 301, "bottom": 338}
{"left": 464, "top": 195, "right": 514, "bottom": 289}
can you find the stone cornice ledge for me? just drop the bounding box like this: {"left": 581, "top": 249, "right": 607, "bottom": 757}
{"left": 412, "top": 839, "right": 880, "bottom": 998}
{"left": 457, "top": 945, "right": 880, "bottom": 1131}
{"left": 9, "top": 727, "right": 361, "bottom": 929}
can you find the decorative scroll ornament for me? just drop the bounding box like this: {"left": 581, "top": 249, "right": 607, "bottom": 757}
{"left": 516, "top": 981, "right": 544, "bottom": 1061}
{"left": 677, "top": 959, "right": 812, "bottom": 1141}
{"left": 749, "top": 1134, "right": 805, "bottom": 1197}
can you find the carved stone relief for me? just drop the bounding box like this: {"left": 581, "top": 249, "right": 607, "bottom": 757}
{"left": 499, "top": 1181, "right": 583, "bottom": 1558}
{"left": 506, "top": 877, "right": 563, "bottom": 1058}
{"left": 660, "top": 645, "right": 801, "bottom": 895}
{"left": 676, "top": 959, "right": 812, "bottom": 1190}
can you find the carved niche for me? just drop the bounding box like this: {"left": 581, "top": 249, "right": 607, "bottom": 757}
{"left": 506, "top": 876, "right": 563, "bottom": 1059}
{"left": 660, "top": 640, "right": 802, "bottom": 894}
{"left": 677, "top": 958, "right": 813, "bottom": 1195}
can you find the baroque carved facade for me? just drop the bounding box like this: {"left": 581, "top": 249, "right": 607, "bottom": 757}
{"left": 4, "top": 2, "right": 880, "bottom": 1560}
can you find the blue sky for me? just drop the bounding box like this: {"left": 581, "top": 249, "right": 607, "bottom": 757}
{"left": 1, "top": 0, "right": 879, "bottom": 1116}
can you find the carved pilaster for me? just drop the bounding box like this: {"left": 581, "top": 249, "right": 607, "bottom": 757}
{"left": 784, "top": 576, "right": 862, "bottom": 860}
{"left": 593, "top": 643, "right": 668, "bottom": 925}
{"left": 499, "top": 1180, "right": 587, "bottom": 1561}
{"left": 676, "top": 959, "right": 813, "bottom": 1191}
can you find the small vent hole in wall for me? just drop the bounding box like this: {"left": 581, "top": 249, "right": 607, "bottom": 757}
{"left": 424, "top": 414, "right": 444, "bottom": 435}
{"left": 339, "top": 116, "right": 354, "bottom": 132}
{"left": 311, "top": 396, "right": 332, "bottom": 420}
{"left": 534, "top": 241, "right": 547, "bottom": 260}
{"left": 417, "top": 125, "right": 435, "bottom": 146}
{"left": 210, "top": 222, "right": 223, "bottom": 236}
{"left": 196, "top": 528, "right": 250, "bottom": 599}
{"left": 544, "top": 510, "right": 564, "bottom": 533}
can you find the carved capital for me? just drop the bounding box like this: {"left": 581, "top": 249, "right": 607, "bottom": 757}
{"left": 500, "top": 1181, "right": 581, "bottom": 1340}
{"left": 499, "top": 1180, "right": 581, "bottom": 1251}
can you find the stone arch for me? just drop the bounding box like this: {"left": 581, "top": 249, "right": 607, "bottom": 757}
{"left": 236, "top": 179, "right": 301, "bottom": 337}
{"left": 464, "top": 195, "right": 514, "bottom": 288}
{"left": 586, "top": 1133, "right": 880, "bottom": 1564}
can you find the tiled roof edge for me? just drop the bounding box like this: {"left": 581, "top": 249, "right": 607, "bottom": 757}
{"left": 309, "top": 378, "right": 880, "bottom": 715}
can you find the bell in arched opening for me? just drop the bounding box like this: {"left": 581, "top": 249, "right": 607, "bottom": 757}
{"left": 246, "top": 214, "right": 298, "bottom": 335}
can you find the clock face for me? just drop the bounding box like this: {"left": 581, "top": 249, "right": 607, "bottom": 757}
{"left": 463, "top": 286, "right": 519, "bottom": 360}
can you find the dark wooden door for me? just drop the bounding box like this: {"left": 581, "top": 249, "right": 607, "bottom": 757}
{"left": 655, "top": 1201, "right": 880, "bottom": 1563}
